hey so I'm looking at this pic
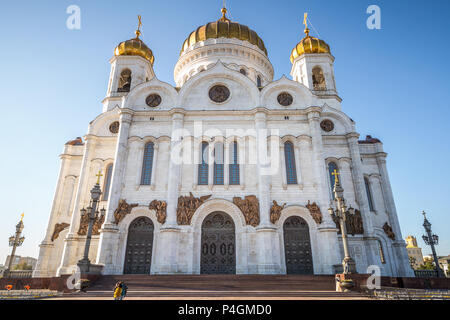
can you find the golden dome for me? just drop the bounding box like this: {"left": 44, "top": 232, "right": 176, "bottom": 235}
{"left": 114, "top": 27, "right": 155, "bottom": 65}
{"left": 290, "top": 28, "right": 331, "bottom": 63}
{"left": 181, "top": 8, "right": 268, "bottom": 56}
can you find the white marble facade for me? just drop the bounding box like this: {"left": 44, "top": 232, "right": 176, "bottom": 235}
{"left": 33, "top": 14, "right": 414, "bottom": 278}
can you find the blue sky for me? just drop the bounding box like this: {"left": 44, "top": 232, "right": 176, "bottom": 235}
{"left": 0, "top": 0, "right": 449, "bottom": 266}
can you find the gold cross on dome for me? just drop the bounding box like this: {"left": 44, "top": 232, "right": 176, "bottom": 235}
{"left": 135, "top": 15, "right": 142, "bottom": 38}
{"left": 20, "top": 213, "right": 24, "bottom": 221}
{"left": 138, "top": 15, "right": 142, "bottom": 31}
{"left": 303, "top": 12, "right": 310, "bottom": 37}
{"left": 331, "top": 169, "right": 340, "bottom": 184}
{"left": 96, "top": 170, "right": 103, "bottom": 184}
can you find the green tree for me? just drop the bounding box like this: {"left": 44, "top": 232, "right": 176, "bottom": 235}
{"left": 417, "top": 259, "right": 435, "bottom": 271}
{"left": 13, "top": 262, "right": 33, "bottom": 271}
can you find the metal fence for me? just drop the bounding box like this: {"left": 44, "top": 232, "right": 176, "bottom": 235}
{"left": 414, "top": 270, "right": 439, "bottom": 278}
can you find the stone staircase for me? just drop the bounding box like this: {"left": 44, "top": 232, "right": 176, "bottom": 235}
{"left": 63, "top": 275, "right": 366, "bottom": 299}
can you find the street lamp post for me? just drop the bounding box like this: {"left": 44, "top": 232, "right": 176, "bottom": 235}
{"left": 328, "top": 170, "right": 357, "bottom": 274}
{"left": 77, "top": 171, "right": 105, "bottom": 273}
{"left": 421, "top": 211, "right": 444, "bottom": 278}
{"left": 5, "top": 214, "right": 26, "bottom": 278}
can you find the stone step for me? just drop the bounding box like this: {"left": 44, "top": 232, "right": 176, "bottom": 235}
{"left": 86, "top": 274, "right": 339, "bottom": 293}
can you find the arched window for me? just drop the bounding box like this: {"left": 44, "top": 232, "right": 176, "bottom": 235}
{"left": 141, "top": 142, "right": 154, "bottom": 185}
{"left": 213, "top": 142, "right": 224, "bottom": 185}
{"left": 118, "top": 69, "right": 132, "bottom": 92}
{"left": 256, "top": 75, "right": 262, "bottom": 88}
{"left": 312, "top": 66, "right": 326, "bottom": 91}
{"left": 377, "top": 240, "right": 386, "bottom": 264}
{"left": 229, "top": 141, "right": 240, "bottom": 185}
{"left": 365, "top": 177, "right": 375, "bottom": 211}
{"left": 328, "top": 162, "right": 339, "bottom": 199}
{"left": 102, "top": 163, "right": 113, "bottom": 201}
{"left": 240, "top": 68, "right": 247, "bottom": 76}
{"left": 198, "top": 142, "right": 209, "bottom": 185}
{"left": 284, "top": 141, "right": 298, "bottom": 185}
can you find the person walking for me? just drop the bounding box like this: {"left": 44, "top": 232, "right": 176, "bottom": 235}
{"left": 120, "top": 282, "right": 128, "bottom": 300}
{"left": 113, "top": 282, "right": 122, "bottom": 300}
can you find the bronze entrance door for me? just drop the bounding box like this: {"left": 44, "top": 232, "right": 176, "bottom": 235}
{"left": 124, "top": 217, "right": 154, "bottom": 274}
{"left": 283, "top": 216, "right": 314, "bottom": 274}
{"left": 201, "top": 212, "right": 236, "bottom": 274}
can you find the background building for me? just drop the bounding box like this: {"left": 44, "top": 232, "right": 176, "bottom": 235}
{"left": 405, "top": 235, "right": 424, "bottom": 269}
{"left": 4, "top": 255, "right": 37, "bottom": 270}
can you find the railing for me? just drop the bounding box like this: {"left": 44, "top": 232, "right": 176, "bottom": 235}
{"left": 5, "top": 270, "right": 33, "bottom": 279}
{"left": 414, "top": 270, "right": 439, "bottom": 278}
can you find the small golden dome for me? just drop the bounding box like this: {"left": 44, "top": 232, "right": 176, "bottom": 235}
{"left": 290, "top": 28, "right": 331, "bottom": 63}
{"left": 181, "top": 8, "right": 268, "bottom": 56}
{"left": 114, "top": 35, "right": 155, "bottom": 65}
{"left": 114, "top": 16, "right": 155, "bottom": 65}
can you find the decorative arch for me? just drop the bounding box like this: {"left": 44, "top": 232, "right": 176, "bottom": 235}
{"left": 191, "top": 198, "right": 249, "bottom": 274}
{"left": 116, "top": 206, "right": 160, "bottom": 275}
{"left": 275, "top": 205, "right": 320, "bottom": 274}
{"left": 87, "top": 107, "right": 120, "bottom": 136}
{"left": 260, "top": 75, "right": 319, "bottom": 109}
{"left": 124, "top": 77, "right": 178, "bottom": 111}
{"left": 177, "top": 61, "right": 260, "bottom": 108}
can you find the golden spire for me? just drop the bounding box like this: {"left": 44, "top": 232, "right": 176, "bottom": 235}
{"left": 20, "top": 213, "right": 24, "bottom": 222}
{"left": 135, "top": 15, "right": 142, "bottom": 38}
{"left": 303, "top": 12, "right": 310, "bottom": 37}
{"left": 219, "top": 1, "right": 230, "bottom": 22}
{"left": 96, "top": 170, "right": 103, "bottom": 184}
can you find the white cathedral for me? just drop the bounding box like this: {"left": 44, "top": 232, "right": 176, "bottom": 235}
{"left": 34, "top": 9, "right": 413, "bottom": 278}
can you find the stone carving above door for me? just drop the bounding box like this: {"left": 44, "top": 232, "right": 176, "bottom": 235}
{"left": 331, "top": 209, "right": 364, "bottom": 235}
{"left": 77, "top": 210, "right": 105, "bottom": 236}
{"left": 177, "top": 193, "right": 212, "bottom": 225}
{"left": 51, "top": 223, "right": 70, "bottom": 241}
{"left": 114, "top": 199, "right": 139, "bottom": 225}
{"left": 233, "top": 195, "right": 260, "bottom": 227}
{"left": 383, "top": 222, "right": 396, "bottom": 240}
{"left": 149, "top": 200, "right": 167, "bottom": 225}
{"left": 306, "top": 201, "right": 323, "bottom": 224}
{"left": 270, "top": 200, "right": 286, "bottom": 224}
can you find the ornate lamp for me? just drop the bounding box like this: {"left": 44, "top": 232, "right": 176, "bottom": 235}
{"left": 5, "top": 214, "right": 26, "bottom": 278}
{"left": 328, "top": 170, "right": 357, "bottom": 275}
{"left": 421, "top": 211, "right": 444, "bottom": 277}
{"left": 77, "top": 171, "right": 104, "bottom": 273}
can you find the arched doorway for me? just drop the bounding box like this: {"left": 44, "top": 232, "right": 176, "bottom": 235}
{"left": 124, "top": 217, "right": 154, "bottom": 274}
{"left": 283, "top": 216, "right": 313, "bottom": 274}
{"left": 201, "top": 212, "right": 236, "bottom": 274}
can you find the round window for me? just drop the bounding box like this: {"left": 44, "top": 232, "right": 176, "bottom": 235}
{"left": 146, "top": 94, "right": 162, "bottom": 108}
{"left": 277, "top": 92, "right": 293, "bottom": 106}
{"left": 209, "top": 85, "right": 230, "bottom": 103}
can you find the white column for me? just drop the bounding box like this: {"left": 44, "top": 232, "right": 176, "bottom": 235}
{"left": 280, "top": 142, "right": 287, "bottom": 189}
{"left": 154, "top": 111, "right": 184, "bottom": 274}
{"left": 57, "top": 137, "right": 96, "bottom": 276}
{"left": 150, "top": 143, "right": 159, "bottom": 190}
{"left": 131, "top": 138, "right": 144, "bottom": 189}
{"left": 346, "top": 133, "right": 374, "bottom": 234}
{"left": 306, "top": 107, "right": 340, "bottom": 274}
{"left": 306, "top": 108, "right": 334, "bottom": 226}
{"left": 239, "top": 139, "right": 246, "bottom": 189}
{"left": 95, "top": 110, "right": 133, "bottom": 274}
{"left": 254, "top": 111, "right": 281, "bottom": 274}
{"left": 224, "top": 140, "right": 230, "bottom": 187}
{"left": 376, "top": 154, "right": 414, "bottom": 277}
{"left": 208, "top": 141, "right": 214, "bottom": 189}
{"left": 293, "top": 141, "right": 303, "bottom": 188}
{"left": 34, "top": 152, "right": 70, "bottom": 277}
{"left": 297, "top": 136, "right": 312, "bottom": 188}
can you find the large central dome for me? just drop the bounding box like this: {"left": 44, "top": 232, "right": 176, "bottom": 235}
{"left": 180, "top": 8, "right": 268, "bottom": 56}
